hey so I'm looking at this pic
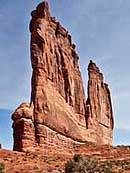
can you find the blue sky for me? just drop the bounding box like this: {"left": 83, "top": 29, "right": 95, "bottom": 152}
{"left": 0, "top": 109, "right": 13, "bottom": 149}
{"left": 0, "top": 0, "right": 130, "bottom": 149}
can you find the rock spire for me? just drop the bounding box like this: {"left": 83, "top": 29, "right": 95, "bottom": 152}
{"left": 12, "top": 2, "right": 114, "bottom": 152}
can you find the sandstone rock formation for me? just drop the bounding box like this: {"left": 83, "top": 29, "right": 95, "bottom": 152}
{"left": 12, "top": 103, "right": 35, "bottom": 151}
{"left": 12, "top": 1, "right": 114, "bottom": 152}
{"left": 86, "top": 60, "right": 114, "bottom": 144}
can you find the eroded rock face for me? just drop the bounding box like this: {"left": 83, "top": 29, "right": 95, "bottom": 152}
{"left": 30, "top": 2, "right": 87, "bottom": 144}
{"left": 12, "top": 103, "right": 35, "bottom": 151}
{"left": 12, "top": 1, "right": 114, "bottom": 152}
{"left": 86, "top": 60, "right": 114, "bottom": 144}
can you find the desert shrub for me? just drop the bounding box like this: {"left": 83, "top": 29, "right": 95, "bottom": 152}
{"left": 73, "top": 154, "right": 83, "bottom": 162}
{"left": 65, "top": 159, "right": 76, "bottom": 173}
{"left": 79, "top": 157, "right": 98, "bottom": 173}
{"left": 0, "top": 162, "right": 5, "bottom": 173}
{"left": 102, "top": 161, "right": 112, "bottom": 173}
{"left": 65, "top": 155, "right": 117, "bottom": 173}
{"left": 65, "top": 155, "right": 98, "bottom": 173}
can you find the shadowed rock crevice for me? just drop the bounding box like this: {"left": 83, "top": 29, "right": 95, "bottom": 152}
{"left": 12, "top": 1, "right": 114, "bottom": 152}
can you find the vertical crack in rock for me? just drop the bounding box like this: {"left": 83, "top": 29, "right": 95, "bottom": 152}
{"left": 12, "top": 2, "right": 114, "bottom": 152}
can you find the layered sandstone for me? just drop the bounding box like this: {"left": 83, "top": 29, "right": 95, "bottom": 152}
{"left": 12, "top": 1, "right": 114, "bottom": 152}
{"left": 12, "top": 103, "right": 35, "bottom": 151}
{"left": 86, "top": 60, "right": 114, "bottom": 144}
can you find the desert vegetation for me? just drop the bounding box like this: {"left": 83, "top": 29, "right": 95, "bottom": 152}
{"left": 0, "top": 163, "right": 5, "bottom": 173}
{"left": 65, "top": 154, "right": 130, "bottom": 173}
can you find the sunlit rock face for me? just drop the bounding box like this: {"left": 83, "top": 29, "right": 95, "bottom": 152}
{"left": 12, "top": 1, "right": 114, "bottom": 152}
{"left": 86, "top": 60, "right": 114, "bottom": 144}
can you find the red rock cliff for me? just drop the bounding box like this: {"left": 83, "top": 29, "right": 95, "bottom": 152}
{"left": 86, "top": 60, "right": 114, "bottom": 144}
{"left": 12, "top": 1, "right": 114, "bottom": 152}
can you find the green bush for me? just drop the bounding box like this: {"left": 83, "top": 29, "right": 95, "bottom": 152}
{"left": 73, "top": 154, "right": 83, "bottom": 162}
{"left": 65, "top": 155, "right": 98, "bottom": 173}
{"left": 65, "top": 159, "right": 76, "bottom": 173}
{"left": 0, "top": 162, "right": 5, "bottom": 173}
{"left": 65, "top": 154, "right": 117, "bottom": 173}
